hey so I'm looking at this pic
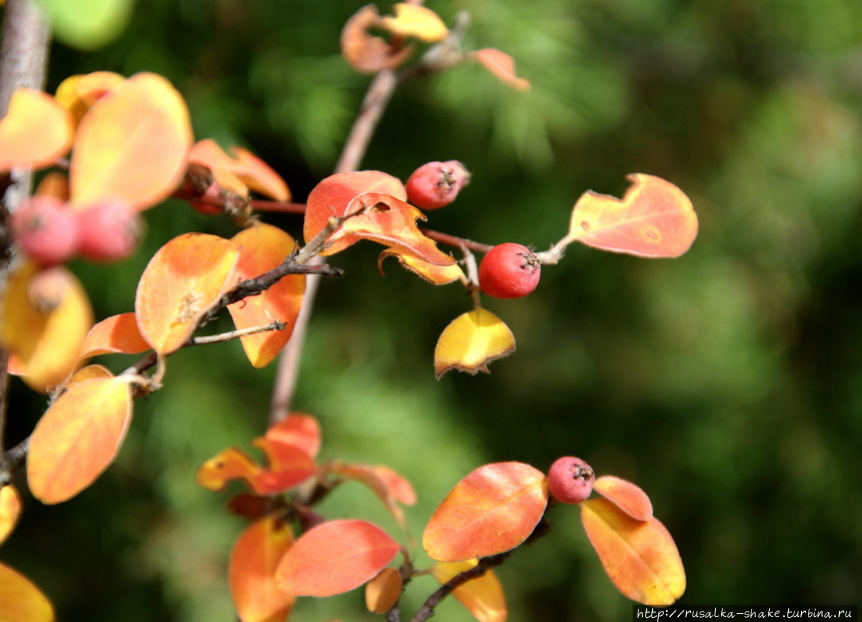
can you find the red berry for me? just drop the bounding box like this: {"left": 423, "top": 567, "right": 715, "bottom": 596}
{"left": 405, "top": 160, "right": 471, "bottom": 210}
{"left": 547, "top": 456, "right": 595, "bottom": 504}
{"left": 76, "top": 199, "right": 143, "bottom": 262}
{"left": 478, "top": 243, "right": 541, "bottom": 299}
{"left": 10, "top": 196, "right": 80, "bottom": 266}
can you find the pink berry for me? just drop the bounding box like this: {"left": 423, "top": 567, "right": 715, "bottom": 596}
{"left": 76, "top": 199, "right": 143, "bottom": 262}
{"left": 405, "top": 160, "right": 471, "bottom": 210}
{"left": 547, "top": 456, "right": 595, "bottom": 504}
{"left": 478, "top": 243, "right": 541, "bottom": 299}
{"left": 10, "top": 196, "right": 80, "bottom": 266}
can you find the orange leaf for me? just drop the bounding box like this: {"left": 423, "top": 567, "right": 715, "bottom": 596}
{"left": 229, "top": 515, "right": 295, "bottom": 622}
{"left": 135, "top": 233, "right": 240, "bottom": 356}
{"left": 0, "top": 262, "right": 93, "bottom": 392}
{"left": 0, "top": 484, "right": 23, "bottom": 545}
{"left": 70, "top": 72, "right": 193, "bottom": 210}
{"left": 27, "top": 376, "right": 134, "bottom": 504}
{"left": 422, "top": 461, "right": 548, "bottom": 562}
{"left": 79, "top": 312, "right": 150, "bottom": 360}
{"left": 434, "top": 309, "right": 516, "bottom": 379}
{"left": 188, "top": 139, "right": 290, "bottom": 201}
{"left": 593, "top": 475, "right": 653, "bottom": 521}
{"left": 379, "top": 248, "right": 466, "bottom": 285}
{"left": 249, "top": 442, "right": 317, "bottom": 495}
{"left": 0, "top": 87, "right": 74, "bottom": 170}
{"left": 303, "top": 170, "right": 407, "bottom": 255}
{"left": 55, "top": 71, "right": 125, "bottom": 124}
{"left": 0, "top": 562, "right": 55, "bottom": 622}
{"left": 581, "top": 497, "right": 685, "bottom": 606}
{"left": 378, "top": 4, "right": 449, "bottom": 43}
{"left": 568, "top": 174, "right": 698, "bottom": 258}
{"left": 471, "top": 49, "right": 530, "bottom": 92}
{"left": 276, "top": 519, "right": 402, "bottom": 597}
{"left": 228, "top": 223, "right": 305, "bottom": 368}
{"left": 66, "top": 364, "right": 114, "bottom": 386}
{"left": 330, "top": 462, "right": 417, "bottom": 530}
{"left": 341, "top": 4, "right": 414, "bottom": 74}
{"left": 365, "top": 567, "right": 402, "bottom": 615}
{"left": 260, "top": 413, "right": 322, "bottom": 459}
{"left": 431, "top": 560, "right": 507, "bottom": 622}
{"left": 195, "top": 447, "right": 262, "bottom": 493}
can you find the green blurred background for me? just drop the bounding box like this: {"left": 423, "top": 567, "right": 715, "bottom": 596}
{"left": 3, "top": 0, "right": 862, "bottom": 620}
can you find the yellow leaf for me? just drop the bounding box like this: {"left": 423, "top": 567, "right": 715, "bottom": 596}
{"left": 0, "top": 485, "right": 23, "bottom": 545}
{"left": 378, "top": 248, "right": 465, "bottom": 285}
{"left": 378, "top": 4, "right": 449, "bottom": 43}
{"left": 434, "top": 309, "right": 515, "bottom": 379}
{"left": 0, "top": 88, "right": 74, "bottom": 170}
{"left": 0, "top": 562, "right": 55, "bottom": 622}
{"left": 365, "top": 567, "right": 402, "bottom": 615}
{"left": 135, "top": 233, "right": 240, "bottom": 356}
{"left": 431, "top": 560, "right": 507, "bottom": 622}
{"left": 27, "top": 376, "right": 134, "bottom": 504}
{"left": 0, "top": 262, "right": 93, "bottom": 392}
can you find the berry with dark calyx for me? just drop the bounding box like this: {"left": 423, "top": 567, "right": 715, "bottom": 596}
{"left": 547, "top": 456, "right": 595, "bottom": 504}
{"left": 478, "top": 242, "right": 542, "bottom": 299}
{"left": 10, "top": 195, "right": 80, "bottom": 266}
{"left": 76, "top": 199, "right": 143, "bottom": 262}
{"left": 405, "top": 160, "right": 471, "bottom": 210}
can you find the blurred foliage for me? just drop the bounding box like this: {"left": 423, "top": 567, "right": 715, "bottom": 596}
{"left": 3, "top": 0, "right": 862, "bottom": 620}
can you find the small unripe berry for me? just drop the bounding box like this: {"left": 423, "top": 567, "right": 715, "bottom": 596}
{"left": 76, "top": 199, "right": 143, "bottom": 262}
{"left": 478, "top": 243, "right": 541, "bottom": 299}
{"left": 547, "top": 456, "right": 595, "bottom": 504}
{"left": 405, "top": 160, "right": 471, "bottom": 210}
{"left": 10, "top": 196, "right": 80, "bottom": 266}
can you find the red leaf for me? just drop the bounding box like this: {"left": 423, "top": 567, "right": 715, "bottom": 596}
{"left": 581, "top": 497, "right": 685, "bottom": 605}
{"left": 276, "top": 519, "right": 402, "bottom": 597}
{"left": 568, "top": 174, "right": 698, "bottom": 258}
{"left": 27, "top": 376, "right": 134, "bottom": 504}
{"left": 593, "top": 475, "right": 653, "bottom": 521}
{"left": 260, "top": 413, "right": 321, "bottom": 459}
{"left": 422, "top": 462, "right": 548, "bottom": 562}
{"left": 229, "top": 515, "right": 295, "bottom": 622}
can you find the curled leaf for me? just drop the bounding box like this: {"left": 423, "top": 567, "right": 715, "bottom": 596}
{"left": 188, "top": 139, "right": 290, "bottom": 201}
{"left": 276, "top": 519, "right": 402, "bottom": 597}
{"left": 434, "top": 309, "right": 516, "bottom": 379}
{"left": 471, "top": 49, "right": 530, "bottom": 92}
{"left": 431, "top": 560, "right": 507, "bottom": 622}
{"left": 365, "top": 567, "right": 403, "bottom": 615}
{"left": 27, "top": 376, "right": 134, "bottom": 504}
{"left": 229, "top": 515, "right": 295, "bottom": 622}
{"left": 422, "top": 461, "right": 548, "bottom": 562}
{"left": 341, "top": 4, "right": 414, "bottom": 73}
{"left": 135, "top": 233, "right": 240, "bottom": 356}
{"left": 0, "top": 563, "right": 55, "bottom": 622}
{"left": 379, "top": 248, "right": 466, "bottom": 285}
{"left": 593, "top": 475, "right": 653, "bottom": 521}
{"left": 568, "top": 174, "right": 698, "bottom": 258}
{"left": 0, "top": 87, "right": 74, "bottom": 170}
{"left": 330, "top": 462, "right": 417, "bottom": 530}
{"left": 70, "top": 72, "right": 193, "bottom": 210}
{"left": 581, "top": 497, "right": 685, "bottom": 606}
{"left": 195, "top": 447, "right": 263, "bottom": 493}
{"left": 0, "top": 485, "right": 23, "bottom": 546}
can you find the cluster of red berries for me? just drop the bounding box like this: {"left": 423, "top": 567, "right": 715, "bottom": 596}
{"left": 10, "top": 195, "right": 142, "bottom": 266}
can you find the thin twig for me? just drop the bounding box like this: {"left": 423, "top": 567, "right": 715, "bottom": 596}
{"left": 190, "top": 321, "right": 285, "bottom": 346}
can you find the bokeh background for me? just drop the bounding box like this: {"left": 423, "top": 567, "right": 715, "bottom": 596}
{"left": 3, "top": 0, "right": 862, "bottom": 620}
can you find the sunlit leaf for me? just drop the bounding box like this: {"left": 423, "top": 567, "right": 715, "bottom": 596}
{"left": 423, "top": 461, "right": 548, "bottom": 562}
{"left": 593, "top": 475, "right": 653, "bottom": 521}
{"left": 135, "top": 233, "right": 240, "bottom": 356}
{"left": 303, "top": 170, "right": 407, "bottom": 255}
{"left": 0, "top": 562, "right": 55, "bottom": 622}
{"left": 581, "top": 497, "right": 685, "bottom": 606}
{"left": 79, "top": 312, "right": 150, "bottom": 360}
{"left": 568, "top": 174, "right": 698, "bottom": 258}
{"left": 471, "top": 49, "right": 530, "bottom": 92}
{"left": 0, "top": 485, "right": 23, "bottom": 545}
{"left": 276, "top": 519, "right": 402, "bottom": 597}
{"left": 330, "top": 462, "right": 417, "bottom": 530}
{"left": 27, "top": 376, "right": 134, "bottom": 504}
{"left": 249, "top": 442, "right": 317, "bottom": 495}
{"left": 70, "top": 72, "right": 193, "bottom": 210}
{"left": 431, "top": 560, "right": 507, "bottom": 622}
{"left": 341, "top": 4, "right": 414, "bottom": 74}
{"left": 230, "top": 514, "right": 295, "bottom": 622}
{"left": 195, "top": 447, "right": 262, "bottom": 493}
{"left": 378, "top": 4, "right": 448, "bottom": 43}
{"left": 0, "top": 262, "right": 93, "bottom": 392}
{"left": 434, "top": 308, "right": 516, "bottom": 379}
{"left": 227, "top": 223, "right": 305, "bottom": 368}
{"left": 260, "top": 413, "right": 322, "bottom": 459}
{"left": 189, "top": 139, "right": 291, "bottom": 201}
{"left": 0, "top": 88, "right": 74, "bottom": 170}
{"left": 55, "top": 71, "right": 124, "bottom": 124}
{"left": 379, "top": 248, "right": 466, "bottom": 285}
{"left": 365, "top": 567, "right": 402, "bottom": 615}
{"left": 66, "top": 364, "right": 114, "bottom": 386}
